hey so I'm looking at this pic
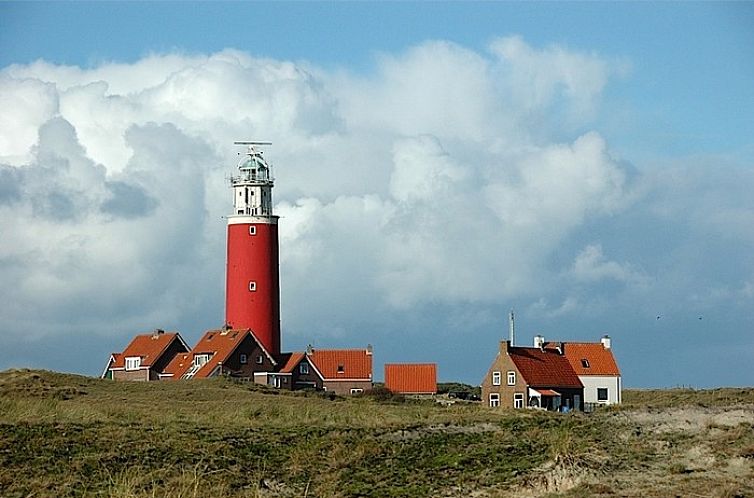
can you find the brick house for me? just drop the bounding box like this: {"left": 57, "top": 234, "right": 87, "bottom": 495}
{"left": 162, "top": 328, "right": 277, "bottom": 380}
{"left": 105, "top": 330, "right": 373, "bottom": 395}
{"left": 385, "top": 363, "right": 437, "bottom": 395}
{"left": 481, "top": 340, "right": 584, "bottom": 411}
{"left": 103, "top": 330, "right": 189, "bottom": 381}
{"left": 264, "top": 351, "right": 323, "bottom": 390}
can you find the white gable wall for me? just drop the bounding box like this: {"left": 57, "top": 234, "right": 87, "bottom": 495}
{"left": 579, "top": 375, "right": 621, "bottom": 405}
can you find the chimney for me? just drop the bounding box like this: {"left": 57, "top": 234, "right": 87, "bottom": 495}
{"left": 306, "top": 344, "right": 314, "bottom": 355}
{"left": 558, "top": 341, "right": 565, "bottom": 355}
{"left": 152, "top": 328, "right": 165, "bottom": 338}
{"left": 502, "top": 340, "right": 510, "bottom": 354}
{"left": 601, "top": 335, "right": 611, "bottom": 349}
{"left": 366, "top": 344, "right": 373, "bottom": 355}
{"left": 509, "top": 310, "right": 515, "bottom": 346}
{"left": 533, "top": 334, "right": 545, "bottom": 349}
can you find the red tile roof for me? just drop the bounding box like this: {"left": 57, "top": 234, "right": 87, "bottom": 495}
{"left": 111, "top": 332, "right": 186, "bottom": 369}
{"left": 509, "top": 346, "right": 583, "bottom": 389}
{"left": 385, "top": 363, "right": 437, "bottom": 394}
{"left": 545, "top": 342, "right": 620, "bottom": 376}
{"left": 167, "top": 328, "right": 274, "bottom": 379}
{"left": 308, "top": 348, "right": 372, "bottom": 380}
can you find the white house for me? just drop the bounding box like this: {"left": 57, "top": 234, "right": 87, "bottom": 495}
{"left": 536, "top": 335, "right": 622, "bottom": 406}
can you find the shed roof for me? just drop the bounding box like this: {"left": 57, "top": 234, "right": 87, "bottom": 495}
{"left": 385, "top": 363, "right": 437, "bottom": 394}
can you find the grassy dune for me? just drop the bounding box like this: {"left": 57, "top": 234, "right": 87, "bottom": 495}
{"left": 0, "top": 370, "right": 752, "bottom": 497}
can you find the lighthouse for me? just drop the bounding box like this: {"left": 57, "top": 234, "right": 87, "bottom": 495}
{"left": 225, "top": 141, "right": 281, "bottom": 356}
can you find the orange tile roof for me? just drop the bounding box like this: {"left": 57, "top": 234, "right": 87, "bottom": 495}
{"left": 168, "top": 328, "right": 275, "bottom": 379}
{"left": 509, "top": 346, "right": 583, "bottom": 389}
{"left": 112, "top": 332, "right": 185, "bottom": 368}
{"left": 385, "top": 363, "right": 437, "bottom": 394}
{"left": 279, "top": 352, "right": 306, "bottom": 374}
{"left": 162, "top": 352, "right": 191, "bottom": 378}
{"left": 545, "top": 342, "right": 621, "bottom": 376}
{"left": 308, "top": 348, "right": 372, "bottom": 380}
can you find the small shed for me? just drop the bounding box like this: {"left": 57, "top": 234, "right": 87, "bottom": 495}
{"left": 385, "top": 363, "right": 437, "bottom": 395}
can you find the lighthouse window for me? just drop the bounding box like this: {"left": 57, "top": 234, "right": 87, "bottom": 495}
{"left": 249, "top": 281, "right": 257, "bottom": 291}
{"left": 249, "top": 226, "right": 256, "bottom": 235}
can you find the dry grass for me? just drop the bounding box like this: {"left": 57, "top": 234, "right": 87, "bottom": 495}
{"left": 0, "top": 369, "right": 752, "bottom": 497}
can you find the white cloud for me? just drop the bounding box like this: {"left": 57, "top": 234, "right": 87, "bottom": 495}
{"left": 570, "top": 244, "right": 649, "bottom": 285}
{"left": 488, "top": 35, "right": 612, "bottom": 121}
{"left": 2, "top": 34, "right": 750, "bottom": 373}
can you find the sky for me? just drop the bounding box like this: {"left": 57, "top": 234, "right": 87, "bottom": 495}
{"left": 1, "top": 2, "right": 753, "bottom": 387}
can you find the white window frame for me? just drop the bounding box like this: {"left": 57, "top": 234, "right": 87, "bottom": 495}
{"left": 597, "top": 388, "right": 609, "bottom": 402}
{"left": 299, "top": 363, "right": 309, "bottom": 374}
{"left": 350, "top": 388, "right": 364, "bottom": 394}
{"left": 492, "top": 371, "right": 501, "bottom": 386}
{"left": 489, "top": 393, "right": 500, "bottom": 407}
{"left": 249, "top": 281, "right": 256, "bottom": 292}
{"left": 125, "top": 357, "right": 141, "bottom": 371}
{"left": 507, "top": 371, "right": 516, "bottom": 386}
{"left": 249, "top": 226, "right": 256, "bottom": 235}
{"left": 194, "top": 353, "right": 210, "bottom": 367}
{"left": 256, "top": 355, "right": 264, "bottom": 364}
{"left": 240, "top": 354, "right": 248, "bottom": 364}
{"left": 514, "top": 393, "right": 524, "bottom": 408}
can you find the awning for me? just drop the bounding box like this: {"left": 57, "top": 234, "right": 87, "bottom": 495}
{"left": 530, "top": 388, "right": 561, "bottom": 397}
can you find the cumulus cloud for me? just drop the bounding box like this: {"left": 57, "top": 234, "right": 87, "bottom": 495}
{"left": 571, "top": 244, "right": 649, "bottom": 286}
{"left": 1, "top": 36, "right": 752, "bottom": 387}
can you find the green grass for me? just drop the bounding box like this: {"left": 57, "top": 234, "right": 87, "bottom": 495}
{"left": 0, "top": 369, "right": 752, "bottom": 497}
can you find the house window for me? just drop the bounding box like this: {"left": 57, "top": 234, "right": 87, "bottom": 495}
{"left": 507, "top": 371, "right": 516, "bottom": 386}
{"left": 337, "top": 364, "right": 344, "bottom": 373}
{"left": 256, "top": 355, "right": 264, "bottom": 364}
{"left": 249, "top": 281, "right": 256, "bottom": 291}
{"left": 240, "top": 354, "right": 248, "bottom": 364}
{"left": 581, "top": 359, "right": 590, "bottom": 368}
{"left": 489, "top": 393, "right": 500, "bottom": 407}
{"left": 249, "top": 226, "right": 256, "bottom": 235}
{"left": 299, "top": 363, "right": 309, "bottom": 374}
{"left": 273, "top": 376, "right": 281, "bottom": 388}
{"left": 492, "top": 371, "right": 501, "bottom": 386}
{"left": 514, "top": 393, "right": 524, "bottom": 408}
{"left": 125, "top": 357, "right": 141, "bottom": 371}
{"left": 350, "top": 388, "right": 363, "bottom": 394}
{"left": 194, "top": 354, "right": 210, "bottom": 367}
{"left": 597, "top": 388, "right": 609, "bottom": 402}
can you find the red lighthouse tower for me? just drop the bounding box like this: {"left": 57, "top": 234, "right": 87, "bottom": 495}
{"left": 225, "top": 141, "right": 281, "bottom": 356}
